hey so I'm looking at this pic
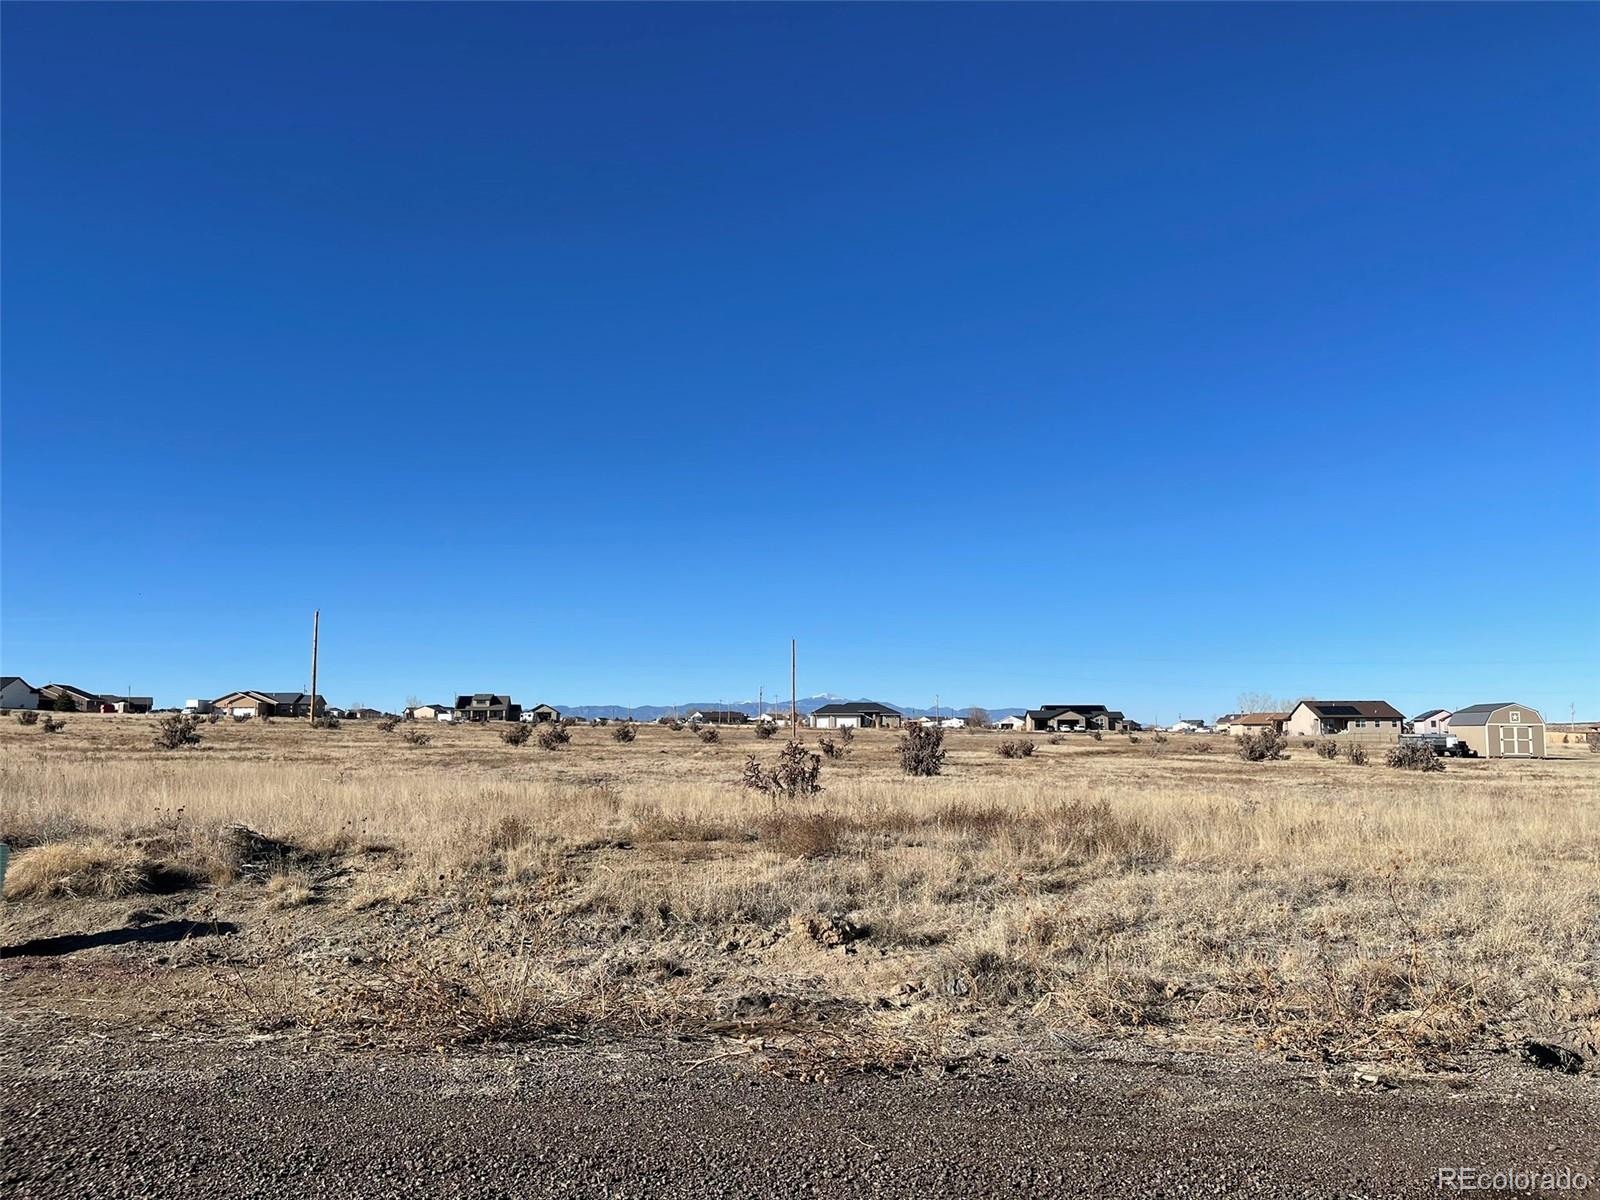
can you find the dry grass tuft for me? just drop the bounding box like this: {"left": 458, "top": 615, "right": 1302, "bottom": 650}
{"left": 4, "top": 840, "right": 158, "bottom": 900}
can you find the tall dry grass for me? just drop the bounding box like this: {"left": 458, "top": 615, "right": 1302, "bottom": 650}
{"left": 2, "top": 716, "right": 1596, "bottom": 1067}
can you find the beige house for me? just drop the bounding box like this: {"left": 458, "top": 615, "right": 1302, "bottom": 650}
{"left": 1284, "top": 700, "right": 1403, "bottom": 743}
{"left": 1448, "top": 702, "right": 1545, "bottom": 759}
{"left": 214, "top": 691, "right": 324, "bottom": 718}
{"left": 1225, "top": 712, "right": 1288, "bottom": 736}
{"left": 409, "top": 703, "right": 454, "bottom": 722}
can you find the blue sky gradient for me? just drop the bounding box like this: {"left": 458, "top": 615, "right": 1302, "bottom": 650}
{"left": 3, "top": 3, "right": 1596, "bottom": 720}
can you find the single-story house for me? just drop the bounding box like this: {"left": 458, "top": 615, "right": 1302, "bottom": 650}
{"left": 183, "top": 699, "right": 214, "bottom": 715}
{"left": 689, "top": 710, "right": 749, "bottom": 725}
{"left": 939, "top": 717, "right": 967, "bottom": 730}
{"left": 1410, "top": 709, "right": 1453, "bottom": 734}
{"left": 408, "top": 704, "right": 454, "bottom": 722}
{"left": 520, "top": 703, "right": 561, "bottom": 724}
{"left": 1213, "top": 713, "right": 1241, "bottom": 731}
{"left": 811, "top": 701, "right": 904, "bottom": 729}
{"left": 37, "top": 683, "right": 104, "bottom": 712}
{"left": 1024, "top": 705, "right": 1125, "bottom": 733}
{"left": 344, "top": 707, "right": 386, "bottom": 721}
{"left": 1226, "top": 712, "right": 1288, "bottom": 736}
{"left": 1, "top": 676, "right": 41, "bottom": 710}
{"left": 1285, "top": 700, "right": 1404, "bottom": 742}
{"left": 1168, "top": 718, "right": 1208, "bottom": 734}
{"left": 454, "top": 694, "right": 520, "bottom": 722}
{"left": 1448, "top": 703, "right": 1546, "bottom": 759}
{"left": 995, "top": 714, "right": 1026, "bottom": 731}
{"left": 213, "top": 691, "right": 326, "bottom": 718}
{"left": 98, "top": 695, "right": 154, "bottom": 714}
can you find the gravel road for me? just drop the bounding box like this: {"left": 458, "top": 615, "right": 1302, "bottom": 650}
{"left": 3, "top": 1032, "right": 1595, "bottom": 1199}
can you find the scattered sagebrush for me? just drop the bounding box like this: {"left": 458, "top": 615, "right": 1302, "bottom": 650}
{"left": 742, "top": 740, "right": 824, "bottom": 800}
{"left": 1237, "top": 728, "right": 1287, "bottom": 762}
{"left": 152, "top": 713, "right": 203, "bottom": 750}
{"left": 899, "top": 723, "right": 946, "bottom": 776}
{"left": 1386, "top": 741, "right": 1444, "bottom": 772}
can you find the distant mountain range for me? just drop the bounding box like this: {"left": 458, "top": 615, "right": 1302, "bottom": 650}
{"left": 553, "top": 695, "right": 1027, "bottom": 722}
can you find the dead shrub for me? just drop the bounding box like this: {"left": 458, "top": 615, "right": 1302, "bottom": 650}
{"left": 759, "top": 810, "right": 850, "bottom": 858}
{"left": 1038, "top": 798, "right": 1169, "bottom": 865}
{"left": 402, "top": 727, "right": 433, "bottom": 747}
{"left": 936, "top": 802, "right": 1011, "bottom": 838}
{"left": 1192, "top": 740, "right": 1213, "bottom": 753}
{"left": 698, "top": 726, "right": 720, "bottom": 744}
{"left": 1386, "top": 741, "right": 1444, "bottom": 772}
{"left": 15, "top": 710, "right": 39, "bottom": 726}
{"left": 537, "top": 722, "right": 571, "bottom": 751}
{"left": 1090, "top": 731, "right": 1102, "bottom": 742}
{"left": 314, "top": 716, "right": 341, "bottom": 730}
{"left": 487, "top": 814, "right": 537, "bottom": 851}
{"left": 754, "top": 721, "right": 777, "bottom": 740}
{"left": 666, "top": 719, "right": 684, "bottom": 731}
{"left": 501, "top": 722, "right": 533, "bottom": 747}
{"left": 152, "top": 712, "right": 203, "bottom": 750}
{"left": 1049, "top": 734, "right": 1065, "bottom": 745}
{"left": 1237, "top": 728, "right": 1287, "bottom": 762}
{"left": 898, "top": 723, "right": 946, "bottom": 776}
{"left": 377, "top": 716, "right": 400, "bottom": 733}
{"left": 612, "top": 723, "right": 638, "bottom": 743}
{"left": 996, "top": 739, "right": 1035, "bottom": 759}
{"left": 742, "top": 740, "right": 824, "bottom": 800}
{"left": 40, "top": 715, "right": 66, "bottom": 734}
{"left": 632, "top": 808, "right": 742, "bottom": 843}
{"left": 1315, "top": 739, "right": 1341, "bottom": 760}
{"left": 216, "top": 823, "right": 300, "bottom": 879}
{"left": 1346, "top": 743, "right": 1369, "bottom": 766}
{"left": 817, "top": 735, "right": 849, "bottom": 760}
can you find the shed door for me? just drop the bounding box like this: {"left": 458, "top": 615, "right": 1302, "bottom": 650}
{"left": 1498, "top": 725, "right": 1533, "bottom": 756}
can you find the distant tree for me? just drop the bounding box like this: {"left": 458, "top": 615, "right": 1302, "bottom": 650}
{"left": 966, "top": 706, "right": 990, "bottom": 729}
{"left": 1235, "top": 691, "right": 1292, "bottom": 714}
{"left": 52, "top": 692, "right": 77, "bottom": 713}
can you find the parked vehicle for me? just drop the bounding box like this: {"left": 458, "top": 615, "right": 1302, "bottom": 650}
{"left": 1401, "top": 732, "right": 1476, "bottom": 758}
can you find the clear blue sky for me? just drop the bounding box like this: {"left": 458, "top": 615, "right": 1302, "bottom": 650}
{"left": 3, "top": 3, "right": 1596, "bottom": 721}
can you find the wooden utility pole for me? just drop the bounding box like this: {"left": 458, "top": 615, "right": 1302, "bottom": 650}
{"left": 790, "top": 639, "right": 797, "bottom": 733}
{"left": 309, "top": 609, "right": 320, "bottom": 726}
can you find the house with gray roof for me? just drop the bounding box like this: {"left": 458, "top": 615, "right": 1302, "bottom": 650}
{"left": 810, "top": 701, "right": 904, "bottom": 729}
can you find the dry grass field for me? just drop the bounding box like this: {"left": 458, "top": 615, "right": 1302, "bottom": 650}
{"left": 2, "top": 714, "right": 1597, "bottom": 1079}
